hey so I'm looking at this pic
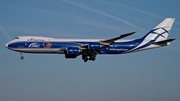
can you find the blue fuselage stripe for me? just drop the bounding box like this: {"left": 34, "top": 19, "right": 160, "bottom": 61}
{"left": 8, "top": 40, "right": 142, "bottom": 54}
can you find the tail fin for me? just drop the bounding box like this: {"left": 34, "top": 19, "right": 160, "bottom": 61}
{"left": 141, "top": 18, "right": 175, "bottom": 42}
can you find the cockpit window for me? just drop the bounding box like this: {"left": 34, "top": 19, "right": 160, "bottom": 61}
{"left": 15, "top": 37, "right": 19, "bottom": 39}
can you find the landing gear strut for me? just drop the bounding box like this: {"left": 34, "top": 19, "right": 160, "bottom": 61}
{"left": 20, "top": 52, "right": 24, "bottom": 60}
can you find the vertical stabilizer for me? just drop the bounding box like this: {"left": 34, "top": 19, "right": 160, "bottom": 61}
{"left": 142, "top": 18, "right": 175, "bottom": 42}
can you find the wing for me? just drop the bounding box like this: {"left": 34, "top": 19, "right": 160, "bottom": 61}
{"left": 59, "top": 32, "right": 135, "bottom": 60}
{"left": 100, "top": 32, "right": 135, "bottom": 46}
{"left": 60, "top": 31, "right": 136, "bottom": 51}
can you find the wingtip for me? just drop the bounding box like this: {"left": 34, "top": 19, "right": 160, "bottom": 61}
{"left": 127, "top": 31, "right": 136, "bottom": 34}
{"left": 128, "top": 31, "right": 136, "bottom": 35}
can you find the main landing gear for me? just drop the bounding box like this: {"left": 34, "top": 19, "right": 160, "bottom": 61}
{"left": 82, "top": 51, "right": 97, "bottom": 62}
{"left": 82, "top": 55, "right": 96, "bottom": 62}
{"left": 20, "top": 52, "right": 24, "bottom": 60}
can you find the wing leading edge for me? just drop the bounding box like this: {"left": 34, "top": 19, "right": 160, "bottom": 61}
{"left": 79, "top": 32, "right": 136, "bottom": 49}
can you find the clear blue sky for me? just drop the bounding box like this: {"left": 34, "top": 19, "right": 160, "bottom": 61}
{"left": 0, "top": 0, "right": 180, "bottom": 101}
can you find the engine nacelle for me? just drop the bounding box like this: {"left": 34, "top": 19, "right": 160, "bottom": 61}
{"left": 66, "top": 47, "right": 80, "bottom": 55}
{"left": 88, "top": 42, "right": 101, "bottom": 50}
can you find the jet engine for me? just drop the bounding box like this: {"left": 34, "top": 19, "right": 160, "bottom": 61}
{"left": 88, "top": 42, "right": 101, "bottom": 50}
{"left": 65, "top": 47, "right": 80, "bottom": 58}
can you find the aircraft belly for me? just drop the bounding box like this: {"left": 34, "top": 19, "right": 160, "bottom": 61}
{"left": 10, "top": 48, "right": 64, "bottom": 54}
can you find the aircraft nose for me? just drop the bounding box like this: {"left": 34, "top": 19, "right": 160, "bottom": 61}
{"left": 5, "top": 43, "right": 8, "bottom": 48}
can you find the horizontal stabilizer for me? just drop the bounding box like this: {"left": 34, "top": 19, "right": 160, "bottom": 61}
{"left": 151, "top": 38, "right": 175, "bottom": 45}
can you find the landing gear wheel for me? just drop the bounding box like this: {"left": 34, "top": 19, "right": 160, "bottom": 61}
{"left": 92, "top": 57, "right": 96, "bottom": 61}
{"left": 20, "top": 52, "right": 24, "bottom": 60}
{"left": 88, "top": 57, "right": 92, "bottom": 61}
{"left": 20, "top": 56, "right": 24, "bottom": 60}
{"left": 89, "top": 56, "right": 96, "bottom": 61}
{"left": 84, "top": 58, "right": 88, "bottom": 62}
{"left": 82, "top": 54, "right": 96, "bottom": 62}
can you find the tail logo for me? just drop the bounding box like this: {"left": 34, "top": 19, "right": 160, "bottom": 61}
{"left": 149, "top": 27, "right": 169, "bottom": 40}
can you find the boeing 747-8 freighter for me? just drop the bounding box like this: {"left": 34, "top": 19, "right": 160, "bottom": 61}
{"left": 5, "top": 18, "right": 175, "bottom": 62}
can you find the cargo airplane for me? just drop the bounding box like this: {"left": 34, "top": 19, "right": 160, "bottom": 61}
{"left": 5, "top": 18, "right": 175, "bottom": 62}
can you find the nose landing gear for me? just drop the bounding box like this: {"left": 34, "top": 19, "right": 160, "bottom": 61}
{"left": 20, "top": 52, "right": 24, "bottom": 60}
